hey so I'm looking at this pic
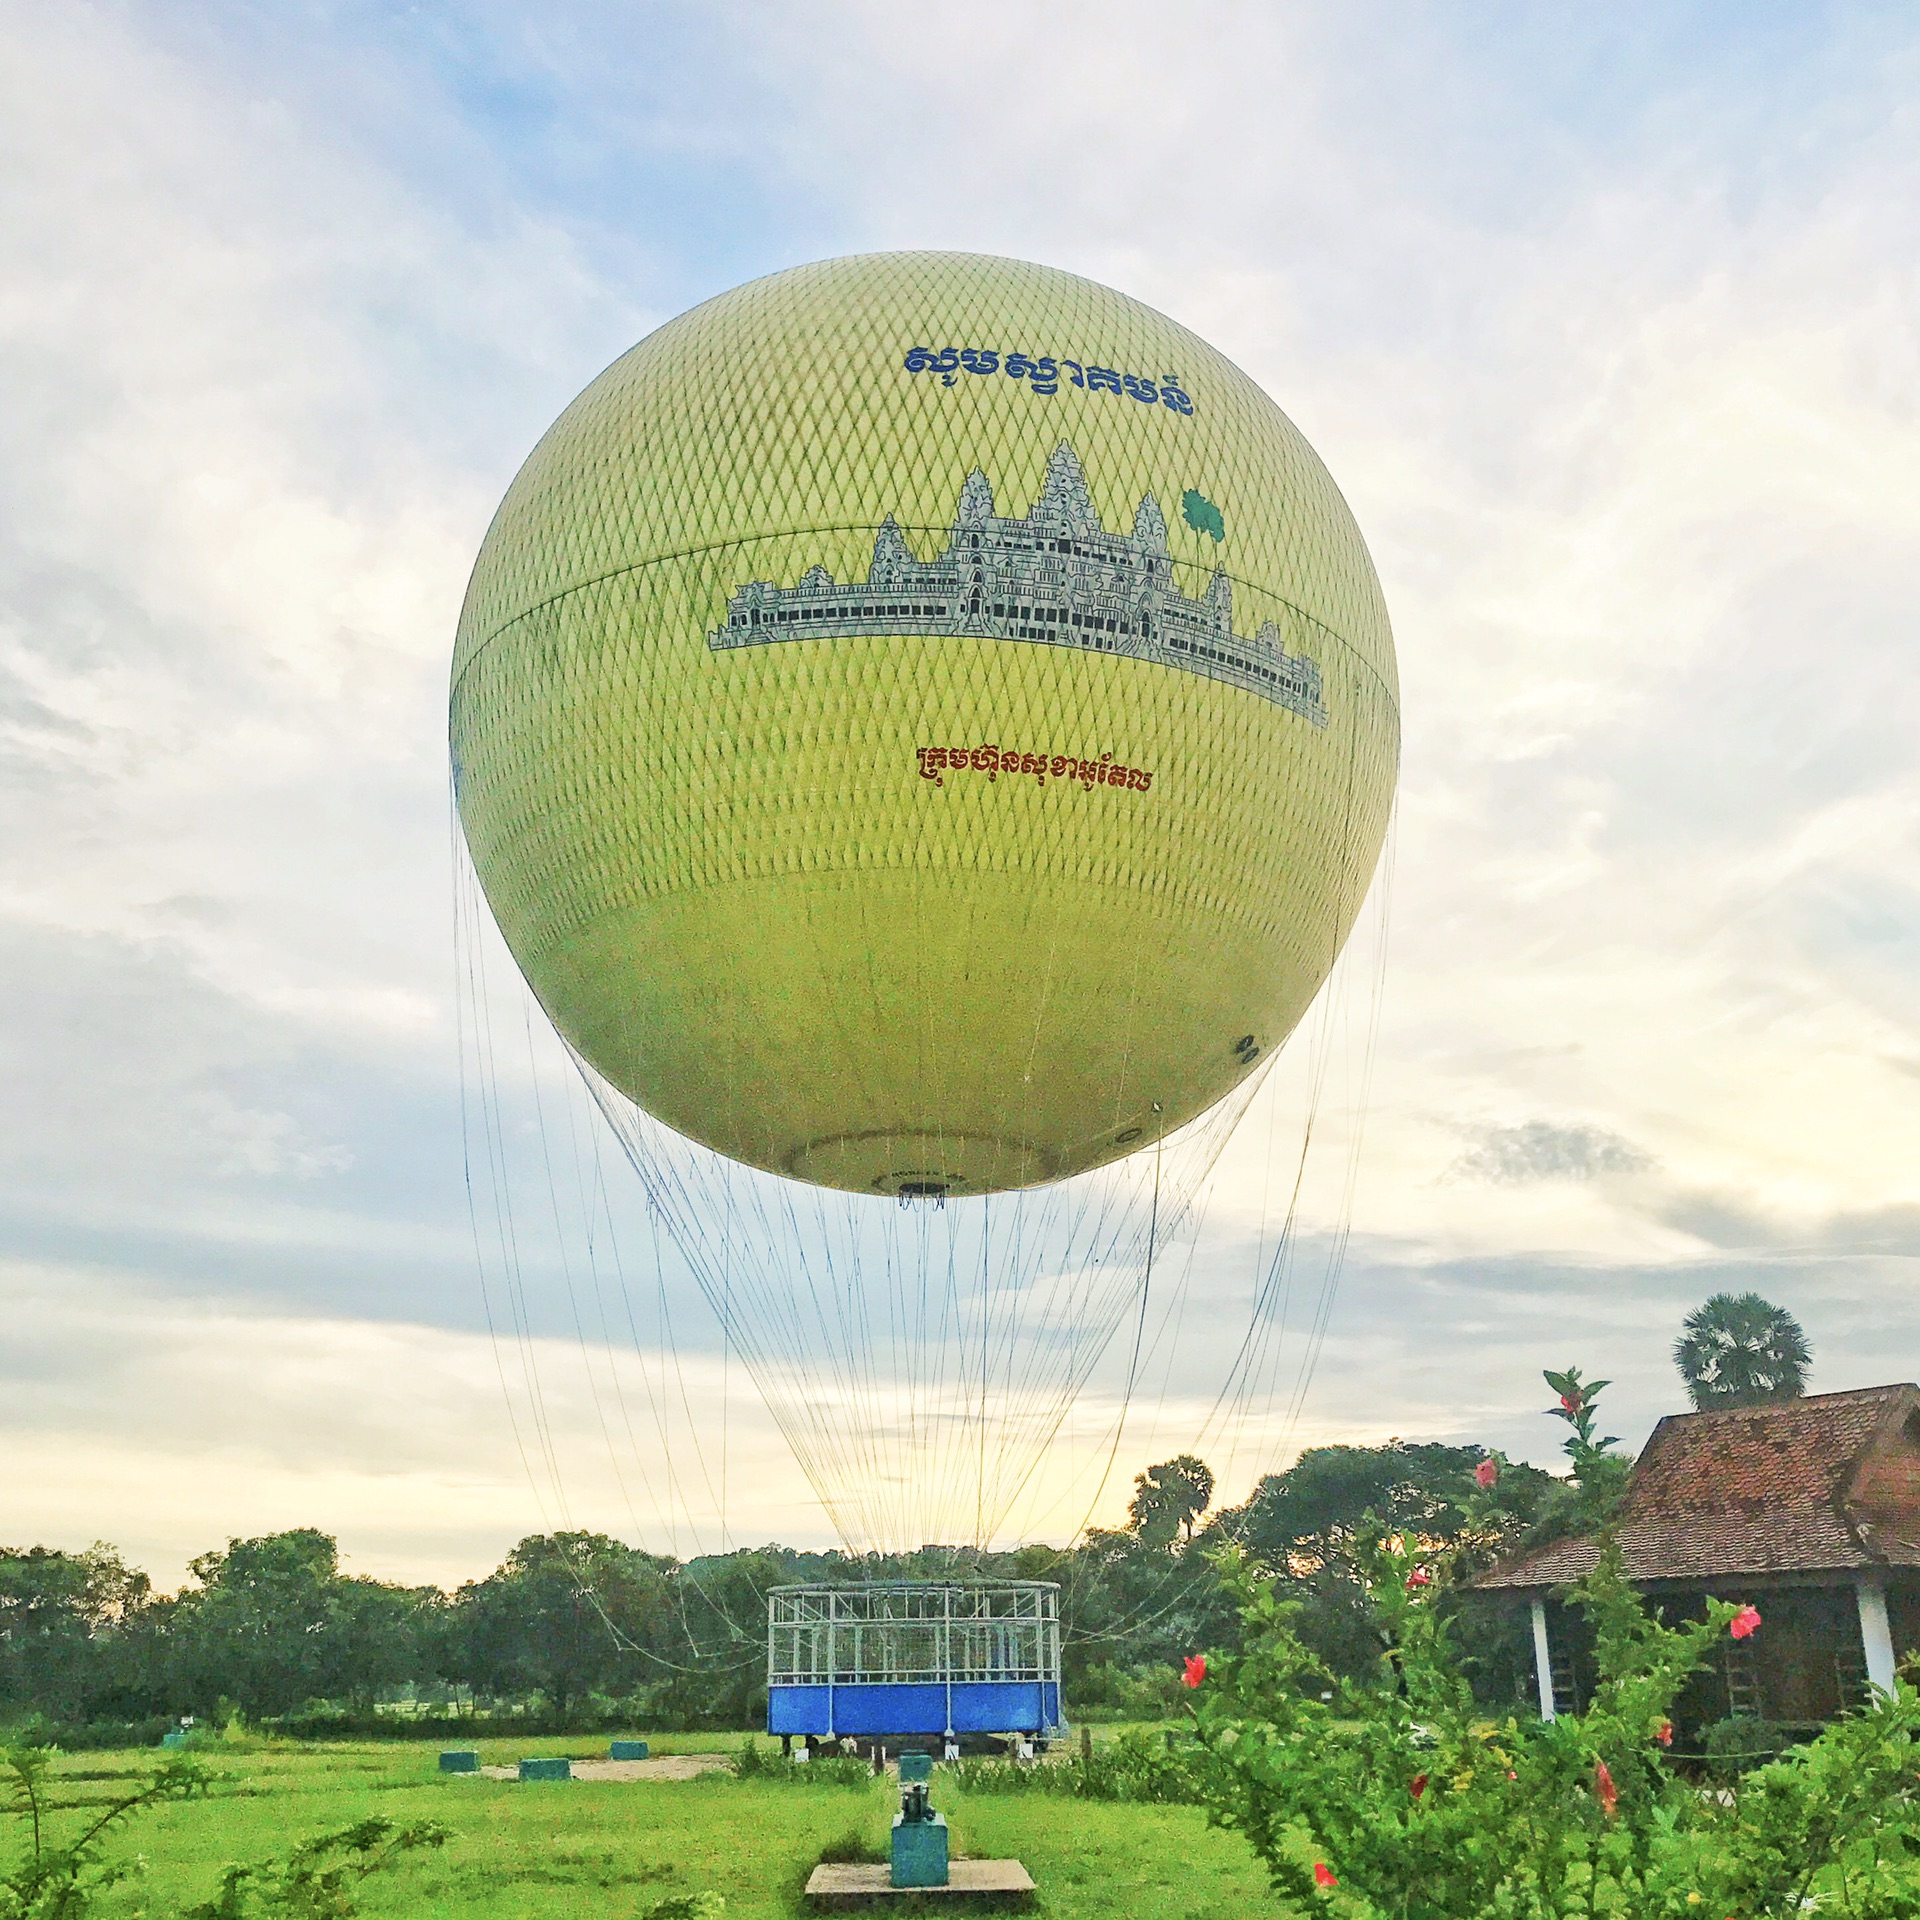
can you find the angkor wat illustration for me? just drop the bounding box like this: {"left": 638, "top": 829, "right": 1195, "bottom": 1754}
{"left": 708, "top": 441, "right": 1328, "bottom": 725}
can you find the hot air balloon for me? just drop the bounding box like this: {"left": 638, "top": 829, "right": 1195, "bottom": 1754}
{"left": 451, "top": 252, "right": 1398, "bottom": 1559}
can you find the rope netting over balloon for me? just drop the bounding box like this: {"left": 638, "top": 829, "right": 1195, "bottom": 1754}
{"left": 443, "top": 250, "right": 1406, "bottom": 1571}
{"left": 451, "top": 802, "right": 1393, "bottom": 1562}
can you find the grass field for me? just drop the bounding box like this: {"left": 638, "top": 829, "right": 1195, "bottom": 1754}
{"left": 22, "top": 1733, "right": 1299, "bottom": 1918}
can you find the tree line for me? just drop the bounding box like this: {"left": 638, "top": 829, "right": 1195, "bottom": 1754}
{"left": 1, "top": 1293, "right": 1815, "bottom": 1746}
{"left": 0, "top": 1443, "right": 1547, "bottom": 1745}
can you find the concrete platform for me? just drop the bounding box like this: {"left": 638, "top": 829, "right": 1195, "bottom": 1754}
{"left": 804, "top": 1860, "right": 1035, "bottom": 1908}
{"left": 473, "top": 1754, "right": 728, "bottom": 1783}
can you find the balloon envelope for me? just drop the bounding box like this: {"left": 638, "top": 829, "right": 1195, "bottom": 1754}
{"left": 452, "top": 252, "right": 1398, "bottom": 1196}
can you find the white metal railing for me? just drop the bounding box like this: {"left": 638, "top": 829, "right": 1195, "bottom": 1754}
{"left": 767, "top": 1581, "right": 1061, "bottom": 1689}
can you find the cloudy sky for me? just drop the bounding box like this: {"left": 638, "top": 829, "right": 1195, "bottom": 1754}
{"left": 5, "top": 1, "right": 1920, "bottom": 1588}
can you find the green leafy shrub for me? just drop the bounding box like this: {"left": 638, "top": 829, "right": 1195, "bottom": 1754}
{"left": 816, "top": 1828, "right": 886, "bottom": 1864}
{"left": 728, "top": 1737, "right": 871, "bottom": 1787}
{"left": 642, "top": 1896, "right": 724, "bottom": 1920}
{"left": 180, "top": 1817, "right": 448, "bottom": 1918}
{"left": 1518, "top": 1365, "right": 1635, "bottom": 1553}
{"left": 1, "top": 1738, "right": 205, "bottom": 1918}
{"left": 1701, "top": 1714, "right": 1798, "bottom": 1776}
{"left": 949, "top": 1729, "right": 1203, "bottom": 1804}
{"left": 0, "top": 1718, "right": 171, "bottom": 1756}
{"left": 1188, "top": 1368, "right": 1920, "bottom": 1916}
{"left": 3, "top": 1739, "right": 447, "bottom": 1920}
{"left": 1067, "top": 1660, "right": 1190, "bottom": 1722}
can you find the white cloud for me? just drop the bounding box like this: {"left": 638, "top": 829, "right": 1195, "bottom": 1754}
{"left": 186, "top": 1092, "right": 353, "bottom": 1181}
{"left": 1448, "top": 1121, "right": 1654, "bottom": 1186}
{"left": 5, "top": 2, "right": 1920, "bottom": 1573}
{"left": 0, "top": 1, "right": 639, "bottom": 1031}
{"left": 0, "top": 1254, "right": 816, "bottom": 1588}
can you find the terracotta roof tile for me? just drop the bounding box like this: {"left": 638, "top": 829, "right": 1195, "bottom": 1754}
{"left": 1477, "top": 1385, "right": 1920, "bottom": 1590}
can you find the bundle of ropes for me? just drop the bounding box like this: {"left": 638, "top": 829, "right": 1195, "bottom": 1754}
{"left": 452, "top": 808, "right": 1391, "bottom": 1561}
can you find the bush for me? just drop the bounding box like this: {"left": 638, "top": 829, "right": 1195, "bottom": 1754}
{"left": 948, "top": 1729, "right": 1204, "bottom": 1804}
{"left": 816, "top": 1829, "right": 886, "bottom": 1865}
{"left": 1192, "top": 1519, "right": 1920, "bottom": 1913}
{"left": 1068, "top": 1662, "right": 1189, "bottom": 1723}
{"left": 267, "top": 1702, "right": 617, "bottom": 1741}
{"left": 2, "top": 1738, "right": 206, "bottom": 1917}
{"left": 1701, "top": 1714, "right": 1800, "bottom": 1776}
{"left": 728, "top": 1737, "right": 871, "bottom": 1787}
{"left": 178, "top": 1817, "right": 447, "bottom": 1918}
{"left": 0, "top": 1716, "right": 169, "bottom": 1755}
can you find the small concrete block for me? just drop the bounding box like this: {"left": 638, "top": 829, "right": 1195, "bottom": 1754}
{"left": 438, "top": 1750, "right": 480, "bottom": 1774}
{"left": 608, "top": 1740, "right": 649, "bottom": 1760}
{"left": 891, "top": 1812, "right": 949, "bottom": 1888}
{"left": 805, "top": 1860, "right": 1035, "bottom": 1908}
{"left": 517, "top": 1756, "right": 572, "bottom": 1782}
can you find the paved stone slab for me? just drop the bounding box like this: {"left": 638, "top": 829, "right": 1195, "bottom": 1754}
{"left": 573, "top": 1754, "right": 729, "bottom": 1781}
{"left": 805, "top": 1860, "right": 1035, "bottom": 1907}
{"left": 472, "top": 1754, "right": 728, "bottom": 1783}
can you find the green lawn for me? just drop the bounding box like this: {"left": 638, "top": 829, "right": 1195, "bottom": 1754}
{"left": 24, "top": 1737, "right": 1295, "bottom": 1918}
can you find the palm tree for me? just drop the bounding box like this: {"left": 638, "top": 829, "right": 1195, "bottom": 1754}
{"left": 1128, "top": 1454, "right": 1217, "bottom": 1547}
{"left": 1674, "top": 1293, "right": 1812, "bottom": 1409}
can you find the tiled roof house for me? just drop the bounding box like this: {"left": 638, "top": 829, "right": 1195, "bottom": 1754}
{"left": 1476, "top": 1386, "right": 1920, "bottom": 1734}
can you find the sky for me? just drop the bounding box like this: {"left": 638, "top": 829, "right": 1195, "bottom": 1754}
{"left": 4, "top": 0, "right": 1920, "bottom": 1588}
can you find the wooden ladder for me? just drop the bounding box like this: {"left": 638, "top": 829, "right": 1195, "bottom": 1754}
{"left": 1549, "top": 1642, "right": 1581, "bottom": 1716}
{"left": 1724, "top": 1641, "right": 1763, "bottom": 1720}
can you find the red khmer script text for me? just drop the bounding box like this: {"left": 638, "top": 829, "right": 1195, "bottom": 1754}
{"left": 916, "top": 746, "right": 1153, "bottom": 791}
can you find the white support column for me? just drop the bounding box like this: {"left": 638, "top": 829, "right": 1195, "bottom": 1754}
{"left": 1530, "top": 1596, "right": 1556, "bottom": 1721}
{"left": 1857, "top": 1577, "right": 1898, "bottom": 1696}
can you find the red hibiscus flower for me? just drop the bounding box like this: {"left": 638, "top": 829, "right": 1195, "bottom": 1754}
{"left": 1405, "top": 1568, "right": 1432, "bottom": 1590}
{"left": 1729, "top": 1605, "right": 1762, "bottom": 1640}
{"left": 1594, "top": 1757, "right": 1618, "bottom": 1819}
{"left": 1409, "top": 1772, "right": 1429, "bottom": 1800}
{"left": 1313, "top": 1862, "right": 1338, "bottom": 1888}
{"left": 1182, "top": 1654, "right": 1207, "bottom": 1688}
{"left": 1657, "top": 1720, "right": 1673, "bottom": 1747}
{"left": 1474, "top": 1458, "right": 1499, "bottom": 1489}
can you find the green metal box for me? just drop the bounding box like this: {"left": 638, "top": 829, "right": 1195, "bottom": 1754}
{"left": 891, "top": 1811, "right": 949, "bottom": 1888}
